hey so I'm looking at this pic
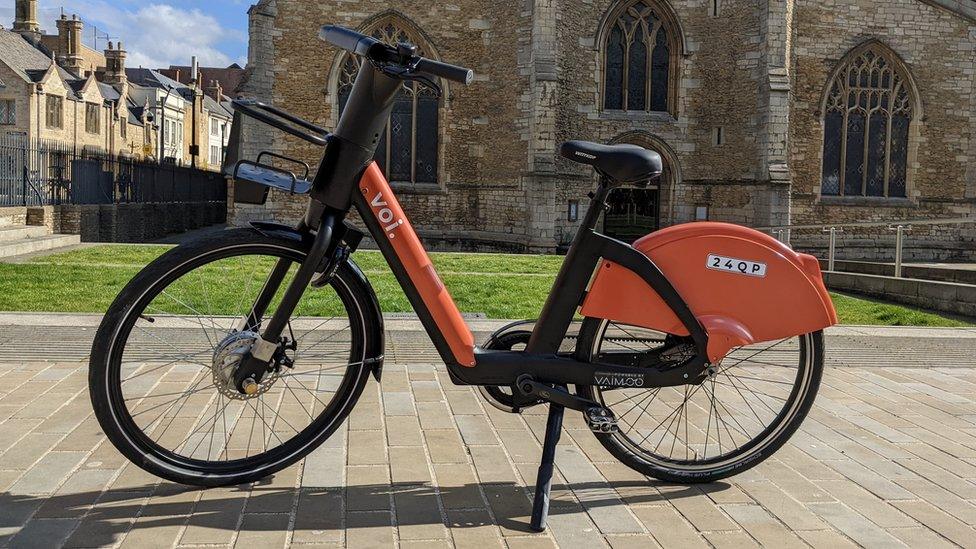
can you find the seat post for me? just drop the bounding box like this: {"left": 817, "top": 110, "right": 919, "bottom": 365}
{"left": 579, "top": 177, "right": 613, "bottom": 234}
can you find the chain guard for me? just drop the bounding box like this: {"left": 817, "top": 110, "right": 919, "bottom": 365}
{"left": 478, "top": 327, "right": 545, "bottom": 413}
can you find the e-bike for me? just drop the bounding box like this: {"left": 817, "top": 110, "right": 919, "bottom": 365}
{"left": 89, "top": 25, "right": 837, "bottom": 532}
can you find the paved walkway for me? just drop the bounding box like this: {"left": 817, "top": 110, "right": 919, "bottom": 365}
{"left": 1, "top": 315, "right": 976, "bottom": 548}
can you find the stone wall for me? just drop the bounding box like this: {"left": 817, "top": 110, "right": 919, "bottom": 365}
{"left": 0, "top": 206, "right": 27, "bottom": 227}
{"left": 234, "top": 0, "right": 976, "bottom": 258}
{"left": 789, "top": 0, "right": 976, "bottom": 259}
{"left": 825, "top": 271, "right": 976, "bottom": 318}
{"left": 37, "top": 202, "right": 226, "bottom": 243}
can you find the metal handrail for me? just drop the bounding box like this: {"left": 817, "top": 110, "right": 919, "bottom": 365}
{"left": 758, "top": 216, "right": 976, "bottom": 279}
{"left": 22, "top": 166, "right": 44, "bottom": 206}
{"left": 756, "top": 216, "right": 974, "bottom": 231}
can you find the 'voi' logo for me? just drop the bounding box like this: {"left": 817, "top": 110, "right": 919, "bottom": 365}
{"left": 371, "top": 192, "right": 405, "bottom": 239}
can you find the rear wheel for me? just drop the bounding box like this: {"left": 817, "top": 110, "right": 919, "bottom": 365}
{"left": 575, "top": 319, "right": 823, "bottom": 483}
{"left": 89, "top": 229, "right": 379, "bottom": 486}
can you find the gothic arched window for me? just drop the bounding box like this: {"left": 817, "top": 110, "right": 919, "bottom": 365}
{"left": 337, "top": 23, "right": 439, "bottom": 184}
{"left": 821, "top": 43, "right": 917, "bottom": 198}
{"left": 602, "top": 0, "right": 679, "bottom": 114}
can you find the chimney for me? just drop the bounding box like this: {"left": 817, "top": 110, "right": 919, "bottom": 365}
{"left": 103, "top": 41, "right": 127, "bottom": 85}
{"left": 56, "top": 14, "right": 84, "bottom": 74}
{"left": 13, "top": 0, "right": 40, "bottom": 39}
{"left": 206, "top": 79, "right": 223, "bottom": 101}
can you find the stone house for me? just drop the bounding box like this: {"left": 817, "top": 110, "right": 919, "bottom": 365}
{"left": 234, "top": 0, "right": 976, "bottom": 259}
{"left": 2, "top": 0, "right": 152, "bottom": 157}
{"left": 0, "top": 27, "right": 149, "bottom": 156}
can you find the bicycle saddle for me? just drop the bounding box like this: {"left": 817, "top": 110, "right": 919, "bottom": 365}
{"left": 560, "top": 141, "right": 663, "bottom": 184}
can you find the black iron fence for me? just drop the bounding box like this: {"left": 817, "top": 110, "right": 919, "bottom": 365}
{"left": 0, "top": 136, "right": 226, "bottom": 207}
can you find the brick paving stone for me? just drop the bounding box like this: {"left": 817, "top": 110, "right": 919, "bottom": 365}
{"left": 815, "top": 479, "right": 915, "bottom": 529}
{"left": 64, "top": 491, "right": 149, "bottom": 548}
{"left": 470, "top": 445, "right": 520, "bottom": 484}
{"left": 344, "top": 510, "right": 394, "bottom": 548}
{"left": 503, "top": 537, "right": 558, "bottom": 549}
{"left": 346, "top": 465, "right": 391, "bottom": 511}
{"left": 347, "top": 398, "right": 383, "bottom": 431}
{"left": 456, "top": 415, "right": 498, "bottom": 445}
{"left": 702, "top": 530, "right": 760, "bottom": 549}
{"left": 235, "top": 513, "right": 290, "bottom": 548}
{"left": 385, "top": 415, "right": 424, "bottom": 447}
{"left": 546, "top": 509, "right": 609, "bottom": 548}
{"left": 447, "top": 509, "right": 505, "bottom": 547}
{"left": 394, "top": 486, "right": 448, "bottom": 540}
{"left": 10, "top": 451, "right": 86, "bottom": 495}
{"left": 890, "top": 500, "right": 976, "bottom": 548}
{"left": 0, "top": 431, "right": 59, "bottom": 469}
{"left": 292, "top": 488, "right": 343, "bottom": 544}
{"left": 417, "top": 401, "right": 457, "bottom": 430}
{"left": 7, "top": 518, "right": 79, "bottom": 549}
{"left": 893, "top": 476, "right": 976, "bottom": 524}
{"left": 806, "top": 502, "right": 906, "bottom": 548}
{"left": 497, "top": 429, "right": 542, "bottom": 464}
{"left": 670, "top": 491, "right": 738, "bottom": 532}
{"left": 795, "top": 528, "right": 860, "bottom": 549}
{"left": 33, "top": 468, "right": 116, "bottom": 519}
{"left": 382, "top": 391, "right": 416, "bottom": 416}
{"left": 390, "top": 446, "right": 433, "bottom": 485}
{"left": 434, "top": 463, "right": 487, "bottom": 510}
{"left": 178, "top": 487, "right": 246, "bottom": 546}
{"left": 411, "top": 380, "right": 444, "bottom": 402}
{"left": 737, "top": 480, "right": 829, "bottom": 531}
{"left": 605, "top": 533, "right": 661, "bottom": 549}
{"left": 347, "top": 430, "right": 387, "bottom": 466}
{"left": 887, "top": 526, "right": 958, "bottom": 548}
{"left": 247, "top": 463, "right": 300, "bottom": 513}
{"left": 722, "top": 504, "right": 806, "bottom": 547}
{"left": 302, "top": 426, "right": 347, "bottom": 489}
{"left": 632, "top": 505, "right": 708, "bottom": 548}
{"left": 3, "top": 323, "right": 976, "bottom": 547}
{"left": 425, "top": 429, "right": 469, "bottom": 465}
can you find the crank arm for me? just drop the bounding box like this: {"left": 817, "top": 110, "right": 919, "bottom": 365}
{"left": 515, "top": 375, "right": 600, "bottom": 412}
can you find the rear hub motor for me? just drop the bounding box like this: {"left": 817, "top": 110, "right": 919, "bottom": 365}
{"left": 212, "top": 331, "right": 280, "bottom": 400}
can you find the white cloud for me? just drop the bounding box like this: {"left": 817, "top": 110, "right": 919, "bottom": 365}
{"left": 0, "top": 1, "right": 244, "bottom": 69}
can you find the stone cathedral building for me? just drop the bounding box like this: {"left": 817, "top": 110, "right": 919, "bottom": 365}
{"left": 233, "top": 0, "right": 976, "bottom": 259}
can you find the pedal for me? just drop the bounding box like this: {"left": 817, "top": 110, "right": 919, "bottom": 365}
{"left": 585, "top": 407, "right": 618, "bottom": 433}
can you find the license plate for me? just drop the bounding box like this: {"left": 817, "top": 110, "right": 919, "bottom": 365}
{"left": 707, "top": 254, "right": 767, "bottom": 277}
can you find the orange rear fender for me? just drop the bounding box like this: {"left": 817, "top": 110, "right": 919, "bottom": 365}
{"left": 580, "top": 222, "right": 837, "bottom": 362}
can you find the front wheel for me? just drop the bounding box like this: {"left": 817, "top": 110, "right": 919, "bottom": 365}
{"left": 575, "top": 319, "right": 823, "bottom": 483}
{"left": 89, "top": 229, "right": 380, "bottom": 487}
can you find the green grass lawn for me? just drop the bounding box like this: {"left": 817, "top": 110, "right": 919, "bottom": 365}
{"left": 0, "top": 244, "right": 969, "bottom": 327}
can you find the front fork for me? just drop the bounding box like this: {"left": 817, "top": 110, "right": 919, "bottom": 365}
{"left": 232, "top": 213, "right": 343, "bottom": 393}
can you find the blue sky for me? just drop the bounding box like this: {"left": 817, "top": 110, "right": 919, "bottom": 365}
{"left": 1, "top": 1, "right": 250, "bottom": 68}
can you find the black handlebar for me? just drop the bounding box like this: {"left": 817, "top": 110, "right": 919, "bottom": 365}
{"left": 319, "top": 24, "right": 474, "bottom": 85}
{"left": 319, "top": 25, "right": 378, "bottom": 56}
{"left": 415, "top": 58, "right": 474, "bottom": 86}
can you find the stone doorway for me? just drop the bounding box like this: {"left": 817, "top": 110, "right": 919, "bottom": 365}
{"left": 603, "top": 186, "right": 660, "bottom": 242}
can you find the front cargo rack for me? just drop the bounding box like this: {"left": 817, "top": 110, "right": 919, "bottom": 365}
{"left": 222, "top": 99, "right": 330, "bottom": 205}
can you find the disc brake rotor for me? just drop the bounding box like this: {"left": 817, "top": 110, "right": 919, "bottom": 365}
{"left": 212, "top": 331, "right": 280, "bottom": 400}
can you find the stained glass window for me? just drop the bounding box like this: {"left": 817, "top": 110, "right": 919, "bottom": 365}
{"left": 603, "top": 1, "right": 674, "bottom": 113}
{"left": 337, "top": 23, "right": 439, "bottom": 184}
{"left": 821, "top": 45, "right": 915, "bottom": 198}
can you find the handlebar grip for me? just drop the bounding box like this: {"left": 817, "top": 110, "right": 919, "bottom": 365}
{"left": 415, "top": 58, "right": 475, "bottom": 85}
{"left": 319, "top": 25, "right": 377, "bottom": 56}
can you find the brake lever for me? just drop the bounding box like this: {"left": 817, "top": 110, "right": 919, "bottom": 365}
{"left": 375, "top": 62, "right": 443, "bottom": 97}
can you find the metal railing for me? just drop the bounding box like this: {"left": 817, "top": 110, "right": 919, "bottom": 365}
{"left": 0, "top": 136, "right": 226, "bottom": 207}
{"left": 756, "top": 217, "right": 976, "bottom": 278}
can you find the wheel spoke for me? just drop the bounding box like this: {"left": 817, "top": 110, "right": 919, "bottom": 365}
{"left": 589, "top": 321, "right": 815, "bottom": 469}
{"left": 106, "top": 247, "right": 364, "bottom": 470}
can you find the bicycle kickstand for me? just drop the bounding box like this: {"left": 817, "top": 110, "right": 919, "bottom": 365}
{"left": 530, "top": 399, "right": 565, "bottom": 532}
